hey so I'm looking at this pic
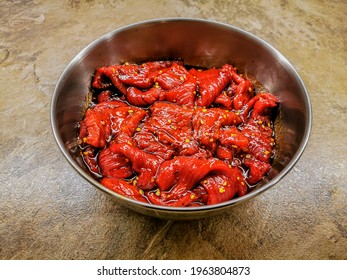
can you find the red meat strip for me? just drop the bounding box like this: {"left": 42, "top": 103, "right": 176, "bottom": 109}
{"left": 163, "top": 72, "right": 197, "bottom": 108}
{"left": 101, "top": 177, "right": 148, "bottom": 203}
{"left": 92, "top": 66, "right": 127, "bottom": 94}
{"left": 79, "top": 101, "right": 126, "bottom": 147}
{"left": 150, "top": 156, "right": 246, "bottom": 206}
{"left": 144, "top": 102, "right": 200, "bottom": 156}
{"left": 116, "top": 64, "right": 153, "bottom": 88}
{"left": 92, "top": 60, "right": 181, "bottom": 92}
{"left": 126, "top": 86, "right": 162, "bottom": 107}
{"left": 147, "top": 189, "right": 204, "bottom": 207}
{"left": 230, "top": 70, "right": 254, "bottom": 110}
{"left": 79, "top": 101, "right": 146, "bottom": 148}
{"left": 109, "top": 143, "right": 162, "bottom": 190}
{"left": 191, "top": 64, "right": 233, "bottom": 107}
{"left": 117, "top": 106, "right": 147, "bottom": 138}
{"left": 142, "top": 60, "right": 183, "bottom": 72}
{"left": 133, "top": 129, "right": 175, "bottom": 160}
{"left": 81, "top": 146, "right": 100, "bottom": 176}
{"left": 126, "top": 63, "right": 197, "bottom": 108}
{"left": 155, "top": 63, "right": 189, "bottom": 90}
{"left": 214, "top": 92, "right": 233, "bottom": 109}
{"left": 240, "top": 118, "right": 275, "bottom": 185}
{"left": 219, "top": 127, "right": 249, "bottom": 152}
{"left": 98, "top": 147, "right": 133, "bottom": 179}
{"left": 239, "top": 93, "right": 278, "bottom": 185}
{"left": 97, "top": 90, "right": 112, "bottom": 103}
{"left": 241, "top": 92, "right": 279, "bottom": 121}
{"left": 200, "top": 167, "right": 247, "bottom": 205}
{"left": 215, "top": 146, "right": 233, "bottom": 161}
{"left": 243, "top": 157, "right": 271, "bottom": 185}
{"left": 242, "top": 119, "right": 274, "bottom": 162}
{"left": 192, "top": 107, "right": 242, "bottom": 151}
{"left": 126, "top": 70, "right": 197, "bottom": 108}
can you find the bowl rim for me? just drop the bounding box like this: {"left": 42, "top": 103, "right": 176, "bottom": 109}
{"left": 50, "top": 17, "right": 312, "bottom": 214}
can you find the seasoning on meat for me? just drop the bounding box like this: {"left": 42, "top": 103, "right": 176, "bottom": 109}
{"left": 78, "top": 60, "right": 279, "bottom": 206}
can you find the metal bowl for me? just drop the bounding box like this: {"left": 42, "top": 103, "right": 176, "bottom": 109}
{"left": 50, "top": 18, "right": 311, "bottom": 219}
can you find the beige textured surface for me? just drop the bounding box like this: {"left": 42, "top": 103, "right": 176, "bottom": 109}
{"left": 0, "top": 0, "right": 346, "bottom": 260}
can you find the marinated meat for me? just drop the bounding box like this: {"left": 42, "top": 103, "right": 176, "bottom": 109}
{"left": 78, "top": 60, "right": 279, "bottom": 207}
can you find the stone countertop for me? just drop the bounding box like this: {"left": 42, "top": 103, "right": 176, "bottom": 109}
{"left": 0, "top": 0, "right": 346, "bottom": 260}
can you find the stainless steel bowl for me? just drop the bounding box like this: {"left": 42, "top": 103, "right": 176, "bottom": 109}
{"left": 50, "top": 18, "right": 311, "bottom": 219}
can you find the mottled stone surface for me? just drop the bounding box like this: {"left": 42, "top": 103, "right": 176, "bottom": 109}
{"left": 0, "top": 0, "right": 346, "bottom": 260}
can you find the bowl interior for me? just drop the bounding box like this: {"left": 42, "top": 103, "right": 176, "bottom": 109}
{"left": 51, "top": 18, "right": 311, "bottom": 219}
